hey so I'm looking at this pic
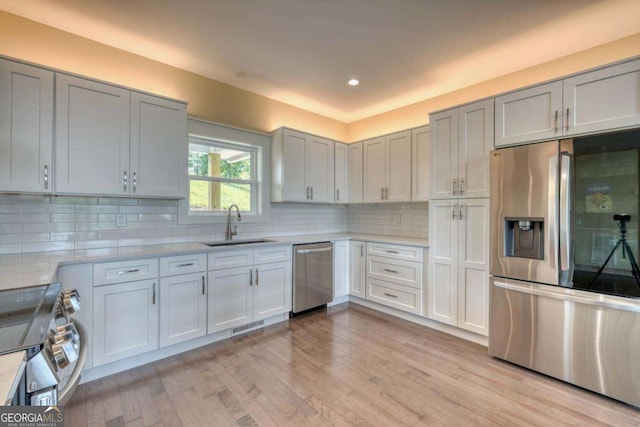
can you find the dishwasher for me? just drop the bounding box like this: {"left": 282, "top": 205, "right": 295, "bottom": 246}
{"left": 292, "top": 241, "right": 333, "bottom": 313}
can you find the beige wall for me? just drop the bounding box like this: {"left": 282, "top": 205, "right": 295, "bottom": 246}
{"left": 1, "top": 10, "right": 639, "bottom": 144}
{"left": 347, "top": 32, "right": 640, "bottom": 142}
{"left": 0, "top": 11, "right": 348, "bottom": 141}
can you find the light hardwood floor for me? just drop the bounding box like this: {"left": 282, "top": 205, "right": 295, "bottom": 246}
{"left": 64, "top": 303, "right": 640, "bottom": 426}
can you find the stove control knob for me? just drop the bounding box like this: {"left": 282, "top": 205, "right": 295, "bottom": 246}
{"left": 54, "top": 324, "right": 79, "bottom": 350}
{"left": 53, "top": 300, "right": 67, "bottom": 320}
{"left": 51, "top": 339, "right": 78, "bottom": 369}
{"left": 62, "top": 290, "right": 80, "bottom": 313}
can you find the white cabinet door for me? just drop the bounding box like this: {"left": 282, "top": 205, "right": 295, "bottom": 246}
{"left": 564, "top": 59, "right": 640, "bottom": 136}
{"left": 348, "top": 142, "right": 363, "bottom": 203}
{"left": 348, "top": 241, "right": 366, "bottom": 298}
{"left": 93, "top": 279, "right": 159, "bottom": 366}
{"left": 306, "top": 135, "right": 334, "bottom": 203}
{"left": 363, "top": 137, "right": 387, "bottom": 202}
{"left": 428, "top": 200, "right": 458, "bottom": 326}
{"left": 334, "top": 143, "right": 348, "bottom": 204}
{"left": 456, "top": 199, "right": 489, "bottom": 336}
{"left": 253, "top": 261, "right": 291, "bottom": 320}
{"left": 130, "top": 93, "right": 187, "bottom": 198}
{"left": 208, "top": 267, "right": 251, "bottom": 333}
{"left": 159, "top": 273, "right": 207, "bottom": 347}
{"left": 430, "top": 109, "right": 458, "bottom": 199}
{"left": 0, "top": 59, "right": 53, "bottom": 193}
{"left": 386, "top": 130, "right": 412, "bottom": 202}
{"left": 55, "top": 74, "right": 130, "bottom": 195}
{"left": 458, "top": 100, "right": 493, "bottom": 199}
{"left": 279, "top": 129, "right": 307, "bottom": 202}
{"left": 495, "top": 81, "right": 563, "bottom": 147}
{"left": 411, "top": 125, "right": 430, "bottom": 202}
{"left": 333, "top": 240, "right": 349, "bottom": 298}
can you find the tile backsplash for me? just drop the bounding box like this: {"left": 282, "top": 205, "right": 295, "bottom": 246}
{"left": 0, "top": 195, "right": 427, "bottom": 254}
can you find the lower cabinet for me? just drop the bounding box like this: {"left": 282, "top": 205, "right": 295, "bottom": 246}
{"left": 93, "top": 279, "right": 159, "bottom": 367}
{"left": 348, "top": 240, "right": 366, "bottom": 298}
{"left": 333, "top": 240, "right": 349, "bottom": 299}
{"left": 207, "top": 246, "right": 292, "bottom": 334}
{"left": 428, "top": 198, "right": 490, "bottom": 336}
{"left": 159, "top": 272, "right": 207, "bottom": 348}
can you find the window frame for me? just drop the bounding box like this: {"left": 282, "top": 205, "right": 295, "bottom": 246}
{"left": 178, "top": 118, "right": 270, "bottom": 224}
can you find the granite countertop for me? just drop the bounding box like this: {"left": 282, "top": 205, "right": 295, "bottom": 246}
{"left": 0, "top": 351, "right": 26, "bottom": 406}
{"left": 0, "top": 233, "right": 427, "bottom": 290}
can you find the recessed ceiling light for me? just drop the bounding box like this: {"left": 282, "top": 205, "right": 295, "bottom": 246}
{"left": 348, "top": 78, "right": 359, "bottom": 86}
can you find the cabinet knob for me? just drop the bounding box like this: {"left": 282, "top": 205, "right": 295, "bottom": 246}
{"left": 123, "top": 171, "right": 128, "bottom": 192}
{"left": 133, "top": 172, "right": 137, "bottom": 192}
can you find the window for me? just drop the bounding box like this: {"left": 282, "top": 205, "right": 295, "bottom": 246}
{"left": 178, "top": 119, "right": 270, "bottom": 224}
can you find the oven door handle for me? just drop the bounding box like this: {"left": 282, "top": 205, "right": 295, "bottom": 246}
{"left": 57, "top": 319, "right": 88, "bottom": 406}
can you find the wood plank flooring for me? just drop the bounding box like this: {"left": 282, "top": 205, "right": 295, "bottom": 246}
{"left": 64, "top": 303, "right": 640, "bottom": 426}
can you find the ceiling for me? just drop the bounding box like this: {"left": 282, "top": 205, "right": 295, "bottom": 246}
{"left": 1, "top": 0, "right": 639, "bottom": 123}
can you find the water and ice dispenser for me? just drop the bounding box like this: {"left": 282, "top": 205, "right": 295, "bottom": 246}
{"left": 504, "top": 217, "right": 544, "bottom": 260}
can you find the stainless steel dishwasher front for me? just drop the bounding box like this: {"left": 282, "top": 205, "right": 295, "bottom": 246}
{"left": 292, "top": 241, "right": 333, "bottom": 313}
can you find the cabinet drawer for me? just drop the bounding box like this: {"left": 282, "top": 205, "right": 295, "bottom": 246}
{"left": 366, "top": 279, "right": 422, "bottom": 315}
{"left": 160, "top": 253, "right": 207, "bottom": 276}
{"left": 367, "top": 256, "right": 422, "bottom": 289}
{"left": 208, "top": 249, "right": 253, "bottom": 270}
{"left": 254, "top": 245, "right": 292, "bottom": 264}
{"left": 367, "top": 242, "right": 423, "bottom": 261}
{"left": 93, "top": 258, "right": 158, "bottom": 286}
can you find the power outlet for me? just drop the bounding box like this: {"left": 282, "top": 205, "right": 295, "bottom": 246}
{"left": 116, "top": 213, "right": 127, "bottom": 227}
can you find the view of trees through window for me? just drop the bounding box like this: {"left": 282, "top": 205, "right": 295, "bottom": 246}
{"left": 188, "top": 142, "right": 254, "bottom": 212}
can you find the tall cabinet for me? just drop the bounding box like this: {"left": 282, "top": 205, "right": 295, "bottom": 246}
{"left": 428, "top": 99, "right": 492, "bottom": 336}
{"left": 0, "top": 59, "right": 54, "bottom": 193}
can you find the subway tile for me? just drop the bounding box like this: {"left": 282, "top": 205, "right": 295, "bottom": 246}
{"left": 0, "top": 233, "right": 49, "bottom": 244}
{"left": 99, "top": 197, "right": 138, "bottom": 206}
{"left": 22, "top": 241, "right": 74, "bottom": 253}
{"left": 75, "top": 222, "right": 118, "bottom": 232}
{"left": 0, "top": 224, "right": 22, "bottom": 234}
{"left": 74, "top": 239, "right": 118, "bottom": 250}
{"left": 0, "top": 244, "right": 22, "bottom": 254}
{"left": 0, "top": 214, "right": 50, "bottom": 223}
{"left": 77, "top": 205, "right": 119, "bottom": 214}
{"left": 53, "top": 196, "right": 98, "bottom": 205}
{"left": 23, "top": 223, "right": 74, "bottom": 233}
{"left": 97, "top": 230, "right": 138, "bottom": 240}
{"left": 50, "top": 232, "right": 98, "bottom": 242}
{"left": 0, "top": 204, "right": 23, "bottom": 213}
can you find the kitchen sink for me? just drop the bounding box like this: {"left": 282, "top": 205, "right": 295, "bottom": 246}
{"left": 202, "top": 239, "right": 276, "bottom": 247}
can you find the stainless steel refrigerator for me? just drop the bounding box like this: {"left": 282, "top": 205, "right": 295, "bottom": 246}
{"left": 489, "top": 129, "right": 640, "bottom": 408}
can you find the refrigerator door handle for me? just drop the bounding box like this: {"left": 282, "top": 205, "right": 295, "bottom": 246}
{"left": 548, "top": 156, "right": 559, "bottom": 272}
{"left": 559, "top": 153, "right": 571, "bottom": 272}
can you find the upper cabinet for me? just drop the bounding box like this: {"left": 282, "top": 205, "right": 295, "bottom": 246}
{"left": 348, "top": 142, "right": 363, "bottom": 203}
{"left": 496, "top": 58, "right": 640, "bottom": 147}
{"left": 55, "top": 74, "right": 187, "bottom": 197}
{"left": 271, "top": 128, "right": 335, "bottom": 203}
{"left": 411, "top": 125, "right": 430, "bottom": 202}
{"left": 430, "top": 99, "right": 493, "bottom": 199}
{"left": 0, "top": 59, "right": 54, "bottom": 193}
{"left": 334, "top": 142, "right": 348, "bottom": 204}
{"left": 363, "top": 130, "right": 412, "bottom": 203}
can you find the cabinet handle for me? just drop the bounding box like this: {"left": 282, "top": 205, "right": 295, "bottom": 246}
{"left": 565, "top": 108, "right": 570, "bottom": 132}
{"left": 452, "top": 179, "right": 458, "bottom": 195}
{"left": 554, "top": 110, "right": 559, "bottom": 133}
{"left": 256, "top": 268, "right": 259, "bottom": 285}
{"left": 43, "top": 165, "right": 49, "bottom": 190}
{"left": 202, "top": 276, "right": 205, "bottom": 295}
{"left": 385, "top": 250, "right": 398, "bottom": 254}
{"left": 133, "top": 172, "right": 137, "bottom": 192}
{"left": 152, "top": 282, "right": 156, "bottom": 305}
{"left": 123, "top": 171, "right": 128, "bottom": 192}
{"left": 310, "top": 187, "right": 313, "bottom": 200}
{"left": 384, "top": 292, "right": 398, "bottom": 298}
{"left": 459, "top": 179, "right": 464, "bottom": 195}
{"left": 460, "top": 203, "right": 465, "bottom": 220}
{"left": 383, "top": 268, "right": 398, "bottom": 274}
{"left": 452, "top": 204, "right": 457, "bottom": 220}
{"left": 336, "top": 189, "right": 340, "bottom": 201}
{"left": 306, "top": 187, "right": 310, "bottom": 200}
{"left": 176, "top": 262, "right": 194, "bottom": 268}
{"left": 117, "top": 268, "right": 140, "bottom": 275}
{"left": 249, "top": 268, "right": 253, "bottom": 286}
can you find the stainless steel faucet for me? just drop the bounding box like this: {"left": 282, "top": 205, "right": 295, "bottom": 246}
{"left": 225, "top": 204, "right": 242, "bottom": 240}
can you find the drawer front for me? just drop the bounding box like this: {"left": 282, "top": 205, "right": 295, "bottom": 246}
{"left": 367, "top": 256, "right": 422, "bottom": 289}
{"left": 367, "top": 242, "right": 423, "bottom": 261}
{"left": 160, "top": 253, "right": 207, "bottom": 276}
{"left": 208, "top": 249, "right": 253, "bottom": 270}
{"left": 254, "top": 245, "right": 292, "bottom": 264}
{"left": 93, "top": 258, "right": 159, "bottom": 286}
{"left": 366, "top": 279, "right": 422, "bottom": 315}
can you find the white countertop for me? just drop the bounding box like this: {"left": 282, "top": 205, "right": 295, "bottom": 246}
{"left": 0, "top": 351, "right": 26, "bottom": 405}
{"left": 0, "top": 233, "right": 427, "bottom": 290}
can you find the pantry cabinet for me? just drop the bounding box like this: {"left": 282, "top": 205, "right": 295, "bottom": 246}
{"left": 363, "top": 130, "right": 412, "bottom": 202}
{"left": 428, "top": 198, "right": 489, "bottom": 336}
{"left": 334, "top": 142, "right": 348, "bottom": 204}
{"left": 271, "top": 128, "right": 335, "bottom": 203}
{"left": 0, "top": 59, "right": 54, "bottom": 193}
{"left": 430, "top": 99, "right": 493, "bottom": 199}
{"left": 55, "top": 74, "right": 186, "bottom": 197}
{"left": 496, "top": 58, "right": 640, "bottom": 147}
